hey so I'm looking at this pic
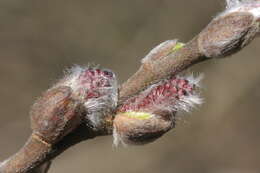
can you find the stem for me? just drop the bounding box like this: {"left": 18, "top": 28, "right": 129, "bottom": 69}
{"left": 0, "top": 125, "right": 100, "bottom": 173}
{"left": 120, "top": 37, "right": 206, "bottom": 100}
{"left": 0, "top": 135, "right": 51, "bottom": 173}
{"left": 1, "top": 2, "right": 260, "bottom": 172}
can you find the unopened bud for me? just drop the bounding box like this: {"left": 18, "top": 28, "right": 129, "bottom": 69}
{"left": 198, "top": 0, "right": 260, "bottom": 58}
{"left": 30, "top": 86, "right": 81, "bottom": 144}
{"left": 113, "top": 112, "right": 173, "bottom": 146}
{"left": 142, "top": 40, "right": 185, "bottom": 64}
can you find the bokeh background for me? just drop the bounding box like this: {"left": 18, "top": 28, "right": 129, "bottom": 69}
{"left": 1, "top": 0, "right": 260, "bottom": 173}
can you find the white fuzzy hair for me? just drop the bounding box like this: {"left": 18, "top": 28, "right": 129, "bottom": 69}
{"left": 142, "top": 74, "right": 204, "bottom": 114}
{"left": 113, "top": 127, "right": 128, "bottom": 147}
{"left": 175, "top": 74, "right": 204, "bottom": 113}
{"left": 0, "top": 159, "right": 8, "bottom": 170}
{"left": 57, "top": 65, "right": 118, "bottom": 128}
{"left": 63, "top": 65, "right": 85, "bottom": 90}
{"left": 226, "top": 0, "right": 241, "bottom": 8}
{"left": 84, "top": 83, "right": 118, "bottom": 127}
{"left": 224, "top": 0, "right": 260, "bottom": 19}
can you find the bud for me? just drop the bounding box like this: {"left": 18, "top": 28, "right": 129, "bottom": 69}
{"left": 113, "top": 75, "right": 203, "bottom": 146}
{"left": 30, "top": 66, "right": 118, "bottom": 144}
{"left": 58, "top": 66, "right": 118, "bottom": 128}
{"left": 113, "top": 112, "right": 173, "bottom": 146}
{"left": 30, "top": 86, "right": 80, "bottom": 144}
{"left": 142, "top": 40, "right": 185, "bottom": 64}
{"left": 198, "top": 0, "right": 260, "bottom": 58}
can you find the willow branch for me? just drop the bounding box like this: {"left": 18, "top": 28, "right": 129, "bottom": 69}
{"left": 1, "top": 1, "right": 260, "bottom": 173}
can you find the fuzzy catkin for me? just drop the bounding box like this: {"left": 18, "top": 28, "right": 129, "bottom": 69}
{"left": 113, "top": 74, "right": 203, "bottom": 146}
{"left": 30, "top": 65, "right": 119, "bottom": 145}
{"left": 58, "top": 66, "right": 118, "bottom": 128}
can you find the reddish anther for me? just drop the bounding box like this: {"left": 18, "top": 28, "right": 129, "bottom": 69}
{"left": 118, "top": 76, "right": 196, "bottom": 112}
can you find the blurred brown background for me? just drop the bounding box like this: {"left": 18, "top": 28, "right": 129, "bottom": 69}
{"left": 0, "top": 0, "right": 260, "bottom": 173}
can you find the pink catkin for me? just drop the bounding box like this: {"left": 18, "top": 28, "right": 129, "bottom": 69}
{"left": 58, "top": 66, "right": 118, "bottom": 127}
{"left": 78, "top": 68, "right": 115, "bottom": 99}
{"left": 113, "top": 75, "right": 202, "bottom": 146}
{"left": 118, "top": 76, "right": 199, "bottom": 113}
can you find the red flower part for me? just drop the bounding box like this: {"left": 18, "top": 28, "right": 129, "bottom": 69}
{"left": 118, "top": 75, "right": 202, "bottom": 115}
{"left": 113, "top": 74, "right": 202, "bottom": 146}
{"left": 56, "top": 66, "right": 118, "bottom": 127}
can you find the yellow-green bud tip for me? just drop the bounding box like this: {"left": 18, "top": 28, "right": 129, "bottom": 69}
{"left": 121, "top": 111, "right": 153, "bottom": 120}
{"left": 171, "top": 42, "right": 185, "bottom": 52}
